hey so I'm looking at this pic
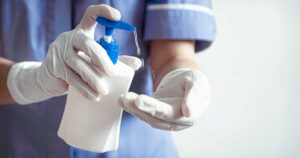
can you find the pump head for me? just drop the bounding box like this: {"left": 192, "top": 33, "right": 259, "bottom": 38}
{"left": 96, "top": 17, "right": 136, "bottom": 64}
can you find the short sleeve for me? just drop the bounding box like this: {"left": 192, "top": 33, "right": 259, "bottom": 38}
{"left": 144, "top": 0, "right": 217, "bottom": 52}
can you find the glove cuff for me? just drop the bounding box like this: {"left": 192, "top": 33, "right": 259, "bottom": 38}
{"left": 156, "top": 68, "right": 193, "bottom": 89}
{"left": 7, "top": 61, "right": 64, "bottom": 105}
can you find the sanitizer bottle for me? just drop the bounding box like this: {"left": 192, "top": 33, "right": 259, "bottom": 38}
{"left": 58, "top": 17, "right": 137, "bottom": 153}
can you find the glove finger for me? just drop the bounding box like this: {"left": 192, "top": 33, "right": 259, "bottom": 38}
{"left": 73, "top": 34, "right": 116, "bottom": 76}
{"left": 65, "top": 66, "right": 100, "bottom": 102}
{"left": 135, "top": 95, "right": 182, "bottom": 120}
{"left": 65, "top": 51, "right": 109, "bottom": 95}
{"left": 118, "top": 92, "right": 138, "bottom": 108}
{"left": 80, "top": 4, "right": 121, "bottom": 36}
{"left": 118, "top": 56, "right": 142, "bottom": 71}
{"left": 136, "top": 95, "right": 194, "bottom": 127}
{"left": 120, "top": 92, "right": 187, "bottom": 131}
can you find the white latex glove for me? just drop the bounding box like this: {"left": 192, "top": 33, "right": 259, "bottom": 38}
{"left": 7, "top": 4, "right": 141, "bottom": 105}
{"left": 119, "top": 68, "right": 211, "bottom": 131}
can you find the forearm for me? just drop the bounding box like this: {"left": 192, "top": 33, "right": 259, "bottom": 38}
{"left": 150, "top": 40, "right": 199, "bottom": 88}
{"left": 0, "top": 57, "right": 16, "bottom": 105}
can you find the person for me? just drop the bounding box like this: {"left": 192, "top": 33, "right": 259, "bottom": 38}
{"left": 0, "top": 1, "right": 216, "bottom": 158}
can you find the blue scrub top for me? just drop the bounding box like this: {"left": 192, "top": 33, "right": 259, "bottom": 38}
{"left": 0, "top": 0, "right": 216, "bottom": 158}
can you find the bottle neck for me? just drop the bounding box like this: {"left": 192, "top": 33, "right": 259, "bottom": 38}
{"left": 104, "top": 35, "right": 113, "bottom": 43}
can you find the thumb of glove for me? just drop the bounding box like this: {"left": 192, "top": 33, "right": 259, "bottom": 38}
{"left": 118, "top": 56, "right": 142, "bottom": 71}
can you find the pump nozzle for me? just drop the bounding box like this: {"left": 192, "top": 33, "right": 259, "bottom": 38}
{"left": 96, "top": 17, "right": 135, "bottom": 38}
{"left": 96, "top": 17, "right": 136, "bottom": 64}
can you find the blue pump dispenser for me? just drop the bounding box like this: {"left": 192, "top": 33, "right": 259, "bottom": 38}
{"left": 96, "top": 17, "right": 136, "bottom": 64}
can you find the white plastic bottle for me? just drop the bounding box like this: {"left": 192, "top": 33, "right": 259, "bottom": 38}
{"left": 58, "top": 61, "right": 134, "bottom": 152}
{"left": 58, "top": 17, "right": 137, "bottom": 152}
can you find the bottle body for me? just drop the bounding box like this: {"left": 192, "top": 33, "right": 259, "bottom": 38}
{"left": 58, "top": 61, "right": 134, "bottom": 153}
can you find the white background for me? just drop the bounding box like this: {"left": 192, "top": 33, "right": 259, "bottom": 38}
{"left": 172, "top": 0, "right": 300, "bottom": 157}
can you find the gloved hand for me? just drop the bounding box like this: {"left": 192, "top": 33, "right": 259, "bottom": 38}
{"left": 119, "top": 68, "right": 211, "bottom": 131}
{"left": 7, "top": 4, "right": 141, "bottom": 105}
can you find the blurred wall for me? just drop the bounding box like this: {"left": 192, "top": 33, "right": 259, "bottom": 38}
{"left": 172, "top": 0, "right": 300, "bottom": 157}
